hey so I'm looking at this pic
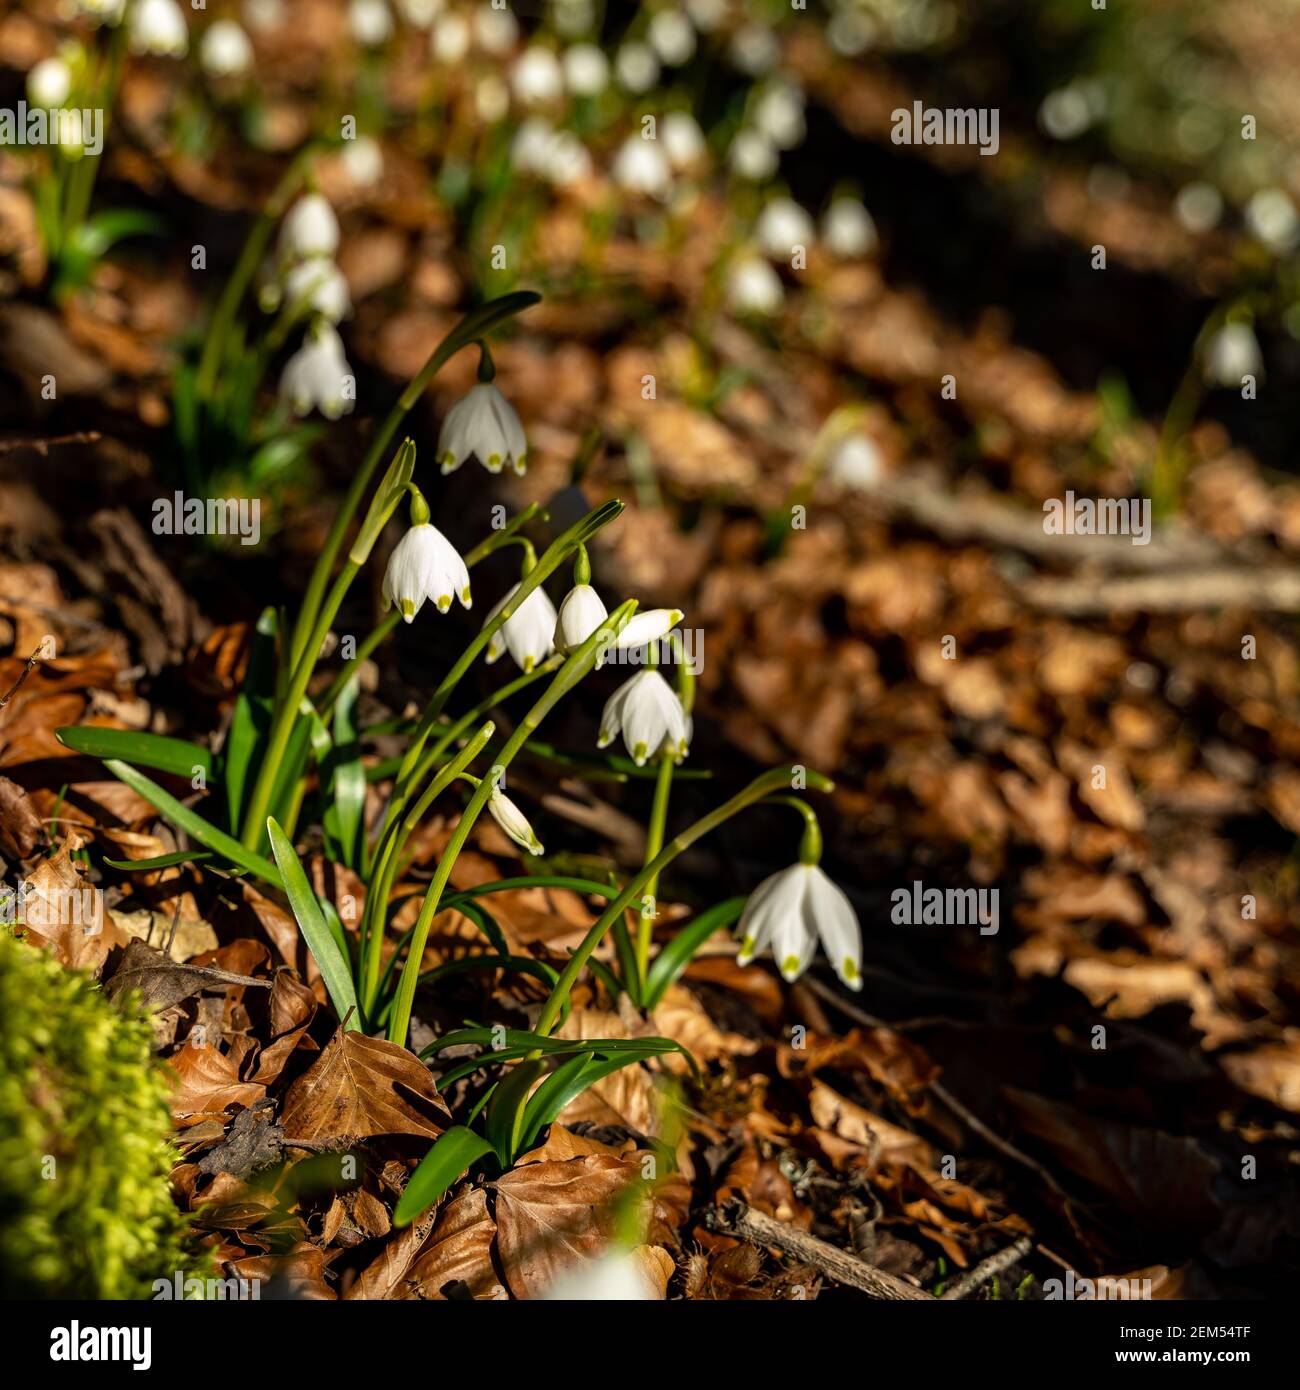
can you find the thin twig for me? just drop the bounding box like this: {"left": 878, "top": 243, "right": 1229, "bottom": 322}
{"left": 0, "top": 638, "right": 54, "bottom": 709}
{"left": 706, "top": 1200, "right": 933, "bottom": 1300}
{"left": 940, "top": 1235, "right": 1034, "bottom": 1300}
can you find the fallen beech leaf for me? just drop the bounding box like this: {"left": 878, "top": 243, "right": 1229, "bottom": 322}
{"left": 492, "top": 1155, "right": 639, "bottom": 1300}
{"left": 399, "top": 1187, "right": 501, "bottom": 1300}
{"left": 105, "top": 938, "right": 269, "bottom": 1013}
{"left": 0, "top": 773, "right": 41, "bottom": 858}
{"left": 344, "top": 1208, "right": 439, "bottom": 1300}
{"left": 168, "top": 1041, "right": 265, "bottom": 1123}
{"left": 227, "top": 1243, "right": 336, "bottom": 1300}
{"left": 279, "top": 1027, "right": 452, "bottom": 1143}
{"left": 20, "top": 840, "right": 122, "bottom": 975}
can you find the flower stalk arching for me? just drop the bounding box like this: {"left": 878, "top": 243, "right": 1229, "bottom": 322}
{"left": 385, "top": 601, "right": 639, "bottom": 1048}
{"left": 290, "top": 290, "right": 542, "bottom": 669}
{"left": 534, "top": 766, "right": 835, "bottom": 1038}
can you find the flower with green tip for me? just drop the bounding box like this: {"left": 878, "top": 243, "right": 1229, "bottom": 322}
{"left": 484, "top": 582, "right": 557, "bottom": 672}
{"left": 488, "top": 786, "right": 544, "bottom": 856}
{"left": 381, "top": 497, "right": 471, "bottom": 621}
{"left": 597, "top": 669, "right": 690, "bottom": 766}
{"left": 438, "top": 382, "right": 527, "bottom": 476}
{"left": 735, "top": 863, "right": 862, "bottom": 991}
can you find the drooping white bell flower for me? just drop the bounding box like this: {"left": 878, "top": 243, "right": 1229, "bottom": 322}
{"left": 243, "top": 0, "right": 285, "bottom": 32}
{"left": 342, "top": 136, "right": 384, "bottom": 187}
{"left": 129, "top": 0, "right": 189, "bottom": 56}
{"left": 431, "top": 12, "right": 470, "bottom": 62}
{"left": 543, "top": 131, "right": 593, "bottom": 186}
{"left": 685, "top": 0, "right": 725, "bottom": 31}
{"left": 200, "top": 19, "right": 254, "bottom": 77}
{"left": 395, "top": 0, "right": 442, "bottom": 25}
{"left": 282, "top": 258, "right": 352, "bottom": 322}
{"left": 823, "top": 197, "right": 877, "bottom": 258}
{"left": 541, "top": 1248, "right": 661, "bottom": 1301}
{"left": 563, "top": 43, "right": 609, "bottom": 98}
{"left": 512, "top": 46, "right": 564, "bottom": 105}
{"left": 598, "top": 670, "right": 690, "bottom": 766}
{"left": 488, "top": 786, "right": 544, "bottom": 855}
{"left": 382, "top": 516, "right": 471, "bottom": 619}
{"left": 826, "top": 434, "right": 884, "bottom": 491}
{"left": 554, "top": 0, "right": 594, "bottom": 38}
{"left": 612, "top": 135, "right": 672, "bottom": 201}
{"left": 735, "top": 863, "right": 862, "bottom": 990}
{"left": 729, "top": 128, "right": 778, "bottom": 181}
{"left": 474, "top": 4, "right": 518, "bottom": 54}
{"left": 648, "top": 10, "right": 696, "bottom": 66}
{"left": 279, "top": 321, "right": 354, "bottom": 419}
{"left": 753, "top": 82, "right": 806, "bottom": 150}
{"left": 484, "top": 582, "right": 558, "bottom": 673}
{"left": 279, "top": 193, "right": 339, "bottom": 264}
{"left": 1245, "top": 187, "right": 1300, "bottom": 255}
{"left": 27, "top": 56, "right": 73, "bottom": 109}
{"left": 614, "top": 608, "right": 683, "bottom": 655}
{"left": 1173, "top": 182, "right": 1222, "bottom": 235}
{"left": 729, "top": 23, "right": 779, "bottom": 76}
{"left": 554, "top": 582, "right": 609, "bottom": 654}
{"left": 512, "top": 118, "right": 555, "bottom": 176}
{"left": 349, "top": 0, "right": 394, "bottom": 47}
{"left": 728, "top": 256, "right": 784, "bottom": 316}
{"left": 662, "top": 111, "right": 706, "bottom": 170}
{"left": 438, "top": 382, "right": 527, "bottom": 475}
{"left": 1203, "top": 323, "right": 1263, "bottom": 387}
{"left": 73, "top": 0, "right": 127, "bottom": 24}
{"left": 756, "top": 197, "right": 814, "bottom": 260}
{"left": 477, "top": 75, "right": 510, "bottom": 123}
{"left": 615, "top": 42, "right": 660, "bottom": 94}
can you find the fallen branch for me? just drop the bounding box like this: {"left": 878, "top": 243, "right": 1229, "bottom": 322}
{"left": 940, "top": 1235, "right": 1034, "bottom": 1300}
{"left": 706, "top": 1200, "right": 933, "bottom": 1300}
{"left": 1019, "top": 566, "right": 1300, "bottom": 613}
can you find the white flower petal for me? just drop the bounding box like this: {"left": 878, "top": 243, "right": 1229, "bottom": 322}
{"left": 806, "top": 867, "right": 862, "bottom": 991}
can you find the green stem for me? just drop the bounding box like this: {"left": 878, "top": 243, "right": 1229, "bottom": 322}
{"left": 634, "top": 752, "right": 675, "bottom": 989}
{"left": 534, "top": 767, "right": 834, "bottom": 1038}
{"left": 289, "top": 290, "right": 541, "bottom": 670}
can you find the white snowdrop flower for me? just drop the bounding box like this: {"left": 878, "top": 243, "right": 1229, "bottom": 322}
{"left": 613, "top": 607, "right": 682, "bottom": 652}
{"left": 512, "top": 117, "right": 555, "bottom": 176}
{"left": 1173, "top": 182, "right": 1222, "bottom": 234}
{"left": 663, "top": 111, "right": 706, "bottom": 170}
{"left": 200, "top": 19, "right": 254, "bottom": 77}
{"left": 476, "top": 75, "right": 510, "bottom": 123}
{"left": 612, "top": 134, "right": 672, "bottom": 201}
{"left": 1245, "top": 187, "right": 1300, "bottom": 255}
{"left": 648, "top": 10, "right": 696, "bottom": 66}
{"left": 823, "top": 197, "right": 877, "bottom": 258}
{"left": 382, "top": 522, "right": 471, "bottom": 619}
{"left": 341, "top": 136, "right": 384, "bottom": 187}
{"left": 684, "top": 0, "right": 725, "bottom": 32}
{"left": 735, "top": 862, "right": 862, "bottom": 991}
{"left": 349, "top": 0, "right": 393, "bottom": 46}
{"left": 826, "top": 434, "right": 884, "bottom": 491}
{"left": 279, "top": 321, "right": 354, "bottom": 419}
{"left": 395, "top": 0, "right": 443, "bottom": 25}
{"left": 727, "top": 256, "right": 783, "bottom": 315}
{"left": 756, "top": 197, "right": 814, "bottom": 260}
{"left": 129, "top": 0, "right": 189, "bottom": 57}
{"left": 27, "top": 57, "right": 72, "bottom": 110}
{"left": 554, "top": 583, "right": 609, "bottom": 654}
{"left": 438, "top": 382, "right": 527, "bottom": 475}
{"left": 475, "top": 5, "right": 519, "bottom": 55}
{"left": 512, "top": 46, "right": 564, "bottom": 105}
{"left": 729, "top": 23, "right": 778, "bottom": 76}
{"left": 563, "top": 43, "right": 609, "bottom": 98}
{"left": 1203, "top": 323, "right": 1262, "bottom": 387}
{"left": 553, "top": 0, "right": 594, "bottom": 37}
{"left": 615, "top": 42, "right": 660, "bottom": 94}
{"left": 283, "top": 258, "right": 351, "bottom": 323}
{"left": 485, "top": 583, "right": 557, "bottom": 672}
{"left": 279, "top": 193, "right": 339, "bottom": 264}
{"left": 729, "top": 128, "right": 778, "bottom": 181}
{"left": 598, "top": 669, "right": 690, "bottom": 766}
{"left": 753, "top": 82, "right": 805, "bottom": 150}
{"left": 431, "top": 12, "right": 470, "bottom": 62}
{"left": 542, "top": 1249, "right": 660, "bottom": 1301}
{"left": 74, "top": 0, "right": 127, "bottom": 24}
{"left": 243, "top": 0, "right": 284, "bottom": 32}
{"left": 488, "top": 786, "right": 544, "bottom": 855}
{"left": 544, "top": 131, "right": 592, "bottom": 185}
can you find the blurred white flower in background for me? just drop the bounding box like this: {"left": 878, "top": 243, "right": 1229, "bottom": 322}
{"left": 756, "top": 197, "right": 814, "bottom": 260}
{"left": 199, "top": 19, "right": 254, "bottom": 78}
{"left": 1245, "top": 187, "right": 1300, "bottom": 255}
{"left": 342, "top": 136, "right": 384, "bottom": 187}
{"left": 552, "top": 0, "right": 595, "bottom": 37}
{"left": 1203, "top": 322, "right": 1263, "bottom": 387}
{"left": 615, "top": 42, "right": 660, "bottom": 94}
{"left": 431, "top": 12, "right": 470, "bottom": 62}
{"left": 475, "top": 5, "right": 519, "bottom": 55}
{"left": 685, "top": 0, "right": 725, "bottom": 32}
{"left": 828, "top": 8, "right": 878, "bottom": 56}
{"left": 1039, "top": 82, "right": 1105, "bottom": 141}
{"left": 27, "top": 56, "right": 73, "bottom": 109}
{"left": 541, "top": 1249, "right": 662, "bottom": 1301}
{"left": 826, "top": 433, "right": 885, "bottom": 491}
{"left": 752, "top": 82, "right": 806, "bottom": 150}
{"left": 1173, "top": 182, "right": 1223, "bottom": 234}
{"left": 283, "top": 258, "right": 351, "bottom": 323}
{"left": 543, "top": 130, "right": 592, "bottom": 185}
{"left": 348, "top": 0, "right": 393, "bottom": 47}
{"left": 242, "top": 0, "right": 284, "bottom": 32}
{"left": 438, "top": 382, "right": 528, "bottom": 475}
{"left": 395, "top": 0, "right": 442, "bottom": 25}
{"left": 663, "top": 111, "right": 706, "bottom": 170}
{"left": 512, "top": 46, "right": 564, "bottom": 105}
{"left": 729, "top": 23, "right": 778, "bottom": 76}
{"left": 129, "top": 0, "right": 189, "bottom": 57}
{"left": 280, "top": 321, "right": 354, "bottom": 419}
{"left": 648, "top": 10, "right": 696, "bottom": 66}
{"left": 729, "top": 128, "right": 778, "bottom": 180}
{"left": 73, "top": 0, "right": 127, "bottom": 26}
{"left": 563, "top": 43, "right": 609, "bottom": 98}
{"left": 728, "top": 256, "right": 784, "bottom": 316}
{"left": 823, "top": 197, "right": 877, "bottom": 258}
{"left": 278, "top": 193, "right": 340, "bottom": 264}
{"left": 612, "top": 134, "right": 672, "bottom": 201}
{"left": 476, "top": 76, "right": 510, "bottom": 123}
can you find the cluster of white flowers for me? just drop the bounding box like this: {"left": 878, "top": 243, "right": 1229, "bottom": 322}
{"left": 275, "top": 194, "right": 355, "bottom": 418}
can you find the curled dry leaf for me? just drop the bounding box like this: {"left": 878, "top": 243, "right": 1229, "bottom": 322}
{"left": 396, "top": 1187, "right": 502, "bottom": 1301}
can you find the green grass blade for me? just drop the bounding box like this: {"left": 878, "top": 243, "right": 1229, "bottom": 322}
{"left": 58, "top": 727, "right": 216, "bottom": 784}
{"left": 224, "top": 607, "right": 277, "bottom": 829}
{"left": 485, "top": 1058, "right": 548, "bottom": 1165}
{"left": 643, "top": 897, "right": 747, "bottom": 1010}
{"left": 101, "top": 850, "right": 214, "bottom": 872}
{"left": 392, "top": 1126, "right": 496, "bottom": 1227}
